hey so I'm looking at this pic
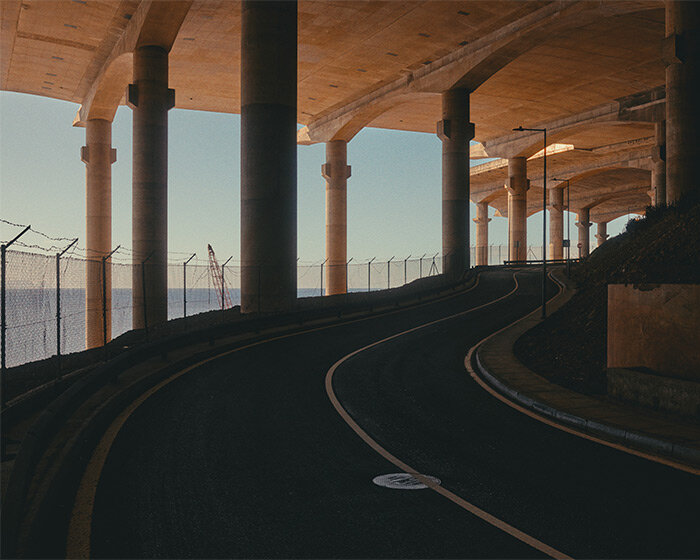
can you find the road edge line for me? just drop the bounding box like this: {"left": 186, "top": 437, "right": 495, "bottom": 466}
{"left": 325, "top": 272, "right": 574, "bottom": 560}
{"left": 465, "top": 273, "right": 700, "bottom": 477}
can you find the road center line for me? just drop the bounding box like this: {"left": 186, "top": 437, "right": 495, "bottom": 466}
{"left": 67, "top": 273, "right": 485, "bottom": 558}
{"left": 325, "top": 272, "right": 574, "bottom": 560}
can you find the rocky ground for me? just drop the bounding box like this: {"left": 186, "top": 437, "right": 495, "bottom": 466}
{"left": 514, "top": 193, "right": 700, "bottom": 395}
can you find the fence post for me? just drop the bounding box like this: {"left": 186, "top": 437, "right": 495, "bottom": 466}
{"left": 345, "top": 257, "right": 353, "bottom": 296}
{"left": 101, "top": 245, "right": 120, "bottom": 348}
{"left": 387, "top": 256, "right": 395, "bottom": 289}
{"left": 221, "top": 256, "right": 232, "bottom": 312}
{"left": 141, "top": 251, "right": 153, "bottom": 337}
{"left": 1, "top": 225, "right": 30, "bottom": 410}
{"left": 367, "top": 257, "right": 375, "bottom": 292}
{"left": 419, "top": 253, "right": 426, "bottom": 278}
{"left": 320, "top": 258, "right": 327, "bottom": 297}
{"left": 183, "top": 253, "right": 195, "bottom": 319}
{"left": 404, "top": 254, "right": 411, "bottom": 285}
{"left": 56, "top": 238, "right": 78, "bottom": 373}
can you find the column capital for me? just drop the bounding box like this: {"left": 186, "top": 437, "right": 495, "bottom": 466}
{"left": 506, "top": 178, "right": 530, "bottom": 196}
{"left": 595, "top": 233, "right": 610, "bottom": 242}
{"left": 575, "top": 221, "right": 592, "bottom": 230}
{"left": 548, "top": 202, "right": 563, "bottom": 212}
{"left": 81, "top": 146, "right": 117, "bottom": 165}
{"left": 662, "top": 33, "right": 684, "bottom": 66}
{"left": 436, "top": 119, "right": 474, "bottom": 142}
{"left": 651, "top": 144, "right": 666, "bottom": 163}
{"left": 321, "top": 163, "right": 351, "bottom": 181}
{"left": 125, "top": 84, "right": 176, "bottom": 110}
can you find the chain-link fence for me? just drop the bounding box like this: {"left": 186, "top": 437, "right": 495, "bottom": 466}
{"left": 2, "top": 243, "right": 543, "bottom": 369}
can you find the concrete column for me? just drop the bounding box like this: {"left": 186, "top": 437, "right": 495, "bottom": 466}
{"left": 576, "top": 208, "right": 591, "bottom": 259}
{"left": 241, "top": 0, "right": 297, "bottom": 312}
{"left": 437, "top": 88, "right": 474, "bottom": 279}
{"left": 82, "top": 119, "right": 116, "bottom": 348}
{"left": 473, "top": 202, "right": 491, "bottom": 266}
{"left": 651, "top": 120, "right": 666, "bottom": 205}
{"left": 506, "top": 157, "right": 529, "bottom": 262}
{"left": 322, "top": 140, "right": 351, "bottom": 295}
{"left": 664, "top": 1, "right": 700, "bottom": 203}
{"left": 127, "top": 45, "right": 174, "bottom": 329}
{"left": 548, "top": 186, "right": 564, "bottom": 260}
{"left": 595, "top": 222, "right": 609, "bottom": 248}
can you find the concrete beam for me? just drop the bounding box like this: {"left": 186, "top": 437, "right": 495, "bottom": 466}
{"left": 73, "top": 0, "right": 191, "bottom": 126}
{"left": 298, "top": 1, "right": 659, "bottom": 146}
{"left": 482, "top": 87, "right": 664, "bottom": 159}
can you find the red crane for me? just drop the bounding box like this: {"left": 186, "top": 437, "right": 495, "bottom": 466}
{"left": 207, "top": 244, "right": 233, "bottom": 309}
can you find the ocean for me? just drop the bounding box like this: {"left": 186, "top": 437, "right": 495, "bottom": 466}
{"left": 4, "top": 287, "right": 322, "bottom": 368}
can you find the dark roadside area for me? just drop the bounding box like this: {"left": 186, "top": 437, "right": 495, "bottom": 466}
{"left": 515, "top": 192, "right": 700, "bottom": 397}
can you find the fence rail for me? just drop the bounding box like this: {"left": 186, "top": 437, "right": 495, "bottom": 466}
{"left": 1, "top": 244, "right": 548, "bottom": 372}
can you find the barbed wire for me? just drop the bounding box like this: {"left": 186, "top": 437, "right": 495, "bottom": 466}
{"left": 0, "top": 218, "right": 77, "bottom": 243}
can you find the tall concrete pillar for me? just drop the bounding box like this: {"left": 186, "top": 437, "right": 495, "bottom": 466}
{"left": 322, "top": 140, "right": 351, "bottom": 295}
{"left": 241, "top": 0, "right": 297, "bottom": 312}
{"left": 473, "top": 201, "right": 491, "bottom": 266}
{"left": 664, "top": 1, "right": 700, "bottom": 203}
{"left": 548, "top": 186, "right": 564, "bottom": 260}
{"left": 437, "top": 88, "right": 474, "bottom": 279}
{"left": 507, "top": 157, "right": 529, "bottom": 262}
{"left": 651, "top": 120, "right": 666, "bottom": 205}
{"left": 595, "top": 222, "right": 609, "bottom": 248}
{"left": 82, "top": 118, "right": 116, "bottom": 348}
{"left": 127, "top": 45, "right": 174, "bottom": 329}
{"left": 576, "top": 208, "right": 591, "bottom": 259}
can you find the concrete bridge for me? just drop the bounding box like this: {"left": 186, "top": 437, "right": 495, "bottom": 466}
{"left": 2, "top": 3, "right": 700, "bottom": 557}
{"left": 2, "top": 0, "right": 699, "bottom": 345}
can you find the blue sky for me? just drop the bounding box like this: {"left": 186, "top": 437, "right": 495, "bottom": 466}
{"left": 0, "top": 91, "right": 628, "bottom": 263}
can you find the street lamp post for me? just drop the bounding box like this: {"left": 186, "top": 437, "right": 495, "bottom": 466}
{"left": 513, "top": 125, "right": 547, "bottom": 319}
{"left": 553, "top": 178, "right": 571, "bottom": 278}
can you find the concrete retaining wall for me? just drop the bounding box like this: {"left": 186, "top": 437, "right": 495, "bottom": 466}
{"left": 607, "top": 284, "right": 700, "bottom": 381}
{"left": 607, "top": 283, "right": 700, "bottom": 417}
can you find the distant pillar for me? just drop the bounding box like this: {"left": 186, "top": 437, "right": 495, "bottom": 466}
{"left": 473, "top": 202, "right": 491, "bottom": 266}
{"left": 241, "top": 0, "right": 297, "bottom": 312}
{"left": 651, "top": 120, "right": 666, "bottom": 205}
{"left": 82, "top": 118, "right": 116, "bottom": 348}
{"left": 595, "top": 222, "right": 609, "bottom": 248}
{"left": 576, "top": 208, "right": 591, "bottom": 258}
{"left": 128, "top": 45, "right": 174, "bottom": 329}
{"left": 664, "top": 0, "right": 700, "bottom": 203}
{"left": 548, "top": 186, "right": 564, "bottom": 260}
{"left": 322, "top": 140, "right": 351, "bottom": 295}
{"left": 438, "top": 88, "right": 474, "bottom": 279}
{"left": 507, "top": 157, "right": 529, "bottom": 262}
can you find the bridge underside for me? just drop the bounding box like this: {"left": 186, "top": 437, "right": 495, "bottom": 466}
{"left": 1, "top": 0, "right": 699, "bottom": 324}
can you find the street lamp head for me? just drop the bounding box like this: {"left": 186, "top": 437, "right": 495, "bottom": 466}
{"left": 512, "top": 126, "right": 524, "bottom": 131}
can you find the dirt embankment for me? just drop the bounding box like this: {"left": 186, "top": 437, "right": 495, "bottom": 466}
{"left": 514, "top": 196, "right": 700, "bottom": 395}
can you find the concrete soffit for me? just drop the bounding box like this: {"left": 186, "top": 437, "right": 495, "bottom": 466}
{"left": 297, "top": 0, "right": 660, "bottom": 147}
{"left": 73, "top": 0, "right": 192, "bottom": 127}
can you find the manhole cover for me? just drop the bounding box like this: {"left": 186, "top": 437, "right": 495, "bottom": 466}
{"left": 372, "top": 473, "right": 441, "bottom": 490}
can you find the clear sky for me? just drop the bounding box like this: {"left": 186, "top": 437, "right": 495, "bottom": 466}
{"left": 0, "top": 91, "right": 630, "bottom": 264}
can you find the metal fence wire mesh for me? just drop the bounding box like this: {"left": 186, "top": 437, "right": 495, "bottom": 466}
{"left": 2, "top": 244, "right": 534, "bottom": 368}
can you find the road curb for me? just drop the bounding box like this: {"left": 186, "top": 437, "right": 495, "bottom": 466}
{"left": 470, "top": 271, "right": 700, "bottom": 471}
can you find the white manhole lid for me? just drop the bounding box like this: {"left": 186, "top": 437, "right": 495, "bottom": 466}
{"left": 372, "top": 473, "right": 441, "bottom": 490}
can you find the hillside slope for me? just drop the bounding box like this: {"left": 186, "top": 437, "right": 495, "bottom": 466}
{"left": 515, "top": 196, "right": 700, "bottom": 395}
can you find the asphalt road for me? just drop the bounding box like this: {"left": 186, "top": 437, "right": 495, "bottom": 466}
{"left": 88, "top": 269, "right": 700, "bottom": 558}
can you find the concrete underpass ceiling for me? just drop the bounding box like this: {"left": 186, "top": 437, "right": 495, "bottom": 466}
{"left": 2, "top": 1, "right": 663, "bottom": 141}
{"left": 1, "top": 0, "right": 664, "bottom": 223}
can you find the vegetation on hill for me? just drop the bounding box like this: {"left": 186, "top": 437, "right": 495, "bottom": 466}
{"left": 514, "top": 193, "right": 700, "bottom": 395}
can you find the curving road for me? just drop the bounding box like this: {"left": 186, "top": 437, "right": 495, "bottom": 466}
{"left": 82, "top": 269, "right": 699, "bottom": 559}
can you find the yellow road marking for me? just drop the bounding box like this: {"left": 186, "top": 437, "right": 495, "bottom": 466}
{"left": 67, "top": 274, "right": 485, "bottom": 558}
{"left": 325, "top": 273, "right": 574, "bottom": 560}
{"left": 464, "top": 276, "right": 700, "bottom": 477}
